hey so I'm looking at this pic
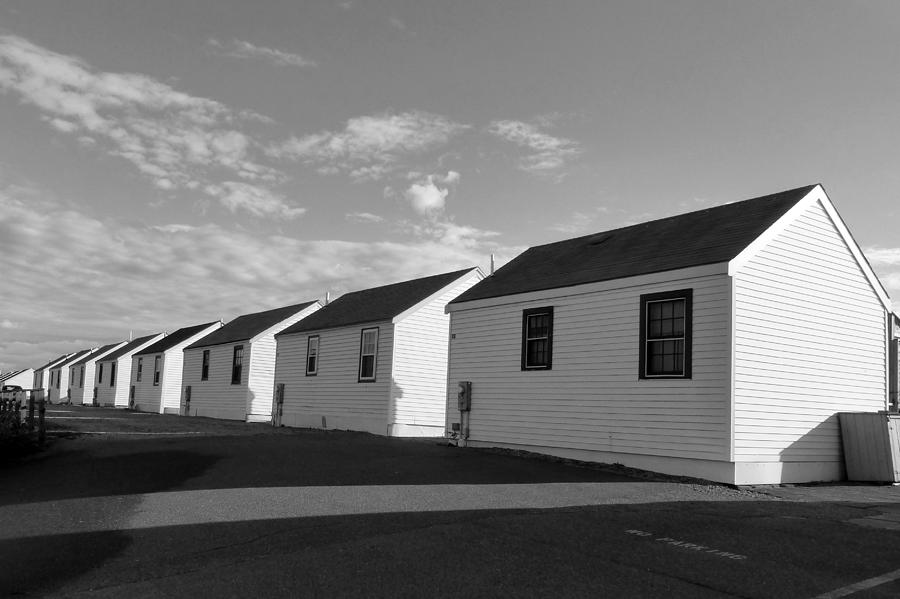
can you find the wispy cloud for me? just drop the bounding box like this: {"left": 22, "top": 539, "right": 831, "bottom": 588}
{"left": 269, "top": 111, "right": 468, "bottom": 181}
{"left": 207, "top": 38, "right": 317, "bottom": 68}
{"left": 0, "top": 34, "right": 302, "bottom": 219}
{"left": 0, "top": 184, "right": 515, "bottom": 370}
{"left": 346, "top": 212, "right": 385, "bottom": 223}
{"left": 864, "top": 246, "right": 900, "bottom": 309}
{"left": 488, "top": 119, "right": 581, "bottom": 180}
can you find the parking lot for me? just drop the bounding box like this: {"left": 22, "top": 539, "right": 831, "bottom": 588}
{"left": 3, "top": 406, "right": 900, "bottom": 598}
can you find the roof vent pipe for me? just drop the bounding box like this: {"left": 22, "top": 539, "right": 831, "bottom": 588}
{"left": 490, "top": 253, "right": 495, "bottom": 275}
{"left": 325, "top": 291, "right": 330, "bottom": 305}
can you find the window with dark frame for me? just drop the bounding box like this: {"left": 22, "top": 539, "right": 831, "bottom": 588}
{"left": 358, "top": 328, "right": 378, "bottom": 382}
{"left": 153, "top": 356, "right": 161, "bottom": 385}
{"left": 110, "top": 362, "right": 116, "bottom": 387}
{"left": 201, "top": 350, "right": 210, "bottom": 381}
{"left": 136, "top": 357, "right": 143, "bottom": 382}
{"left": 639, "top": 289, "right": 692, "bottom": 379}
{"left": 521, "top": 307, "right": 553, "bottom": 370}
{"left": 306, "top": 336, "right": 319, "bottom": 376}
{"left": 231, "top": 345, "right": 243, "bottom": 385}
{"left": 79, "top": 366, "right": 84, "bottom": 388}
{"left": 98, "top": 363, "right": 104, "bottom": 384}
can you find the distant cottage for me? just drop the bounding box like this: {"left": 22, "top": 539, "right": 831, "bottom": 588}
{"left": 47, "top": 349, "right": 93, "bottom": 403}
{"left": 181, "top": 301, "right": 321, "bottom": 422}
{"left": 69, "top": 342, "right": 127, "bottom": 405}
{"left": 274, "top": 268, "right": 483, "bottom": 436}
{"left": 444, "top": 184, "right": 894, "bottom": 485}
{"left": 32, "top": 354, "right": 70, "bottom": 398}
{"left": 94, "top": 334, "right": 165, "bottom": 407}
{"left": 130, "top": 321, "right": 223, "bottom": 414}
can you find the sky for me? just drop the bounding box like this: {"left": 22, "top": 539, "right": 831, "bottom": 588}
{"left": 2, "top": 0, "right": 900, "bottom": 372}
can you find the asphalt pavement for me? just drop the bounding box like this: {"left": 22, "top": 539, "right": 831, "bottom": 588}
{"left": 3, "top": 405, "right": 900, "bottom": 598}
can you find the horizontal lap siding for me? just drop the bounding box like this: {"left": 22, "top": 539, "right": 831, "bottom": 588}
{"left": 131, "top": 355, "right": 162, "bottom": 412}
{"left": 182, "top": 344, "right": 250, "bottom": 420}
{"left": 247, "top": 337, "right": 276, "bottom": 419}
{"left": 76, "top": 362, "right": 98, "bottom": 405}
{"left": 733, "top": 200, "right": 886, "bottom": 462}
{"left": 94, "top": 361, "right": 119, "bottom": 406}
{"left": 160, "top": 352, "right": 182, "bottom": 413}
{"left": 392, "top": 273, "right": 482, "bottom": 428}
{"left": 447, "top": 273, "right": 731, "bottom": 461}
{"left": 276, "top": 322, "right": 394, "bottom": 434}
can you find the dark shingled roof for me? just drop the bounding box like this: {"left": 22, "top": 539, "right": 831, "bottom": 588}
{"left": 70, "top": 342, "right": 124, "bottom": 367}
{"left": 0, "top": 369, "right": 26, "bottom": 382}
{"left": 36, "top": 354, "right": 70, "bottom": 371}
{"left": 277, "top": 268, "right": 478, "bottom": 336}
{"left": 53, "top": 349, "right": 93, "bottom": 369}
{"left": 135, "top": 321, "right": 220, "bottom": 356}
{"left": 451, "top": 185, "right": 817, "bottom": 304}
{"left": 186, "top": 302, "right": 319, "bottom": 349}
{"left": 98, "top": 334, "right": 162, "bottom": 362}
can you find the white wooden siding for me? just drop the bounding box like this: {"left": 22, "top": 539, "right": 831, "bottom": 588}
{"left": 75, "top": 362, "right": 100, "bottom": 405}
{"left": 246, "top": 304, "right": 320, "bottom": 422}
{"left": 131, "top": 354, "right": 163, "bottom": 413}
{"left": 446, "top": 270, "right": 732, "bottom": 462}
{"left": 182, "top": 344, "right": 251, "bottom": 420}
{"left": 94, "top": 360, "right": 120, "bottom": 406}
{"left": 733, "top": 199, "right": 887, "bottom": 468}
{"left": 391, "top": 271, "right": 483, "bottom": 433}
{"left": 160, "top": 352, "right": 182, "bottom": 413}
{"left": 276, "top": 321, "right": 394, "bottom": 434}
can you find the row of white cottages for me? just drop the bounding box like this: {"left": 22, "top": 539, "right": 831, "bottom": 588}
{"left": 28, "top": 184, "right": 900, "bottom": 485}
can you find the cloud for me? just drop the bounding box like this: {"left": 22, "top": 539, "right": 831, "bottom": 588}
{"left": 403, "top": 171, "right": 459, "bottom": 216}
{"left": 207, "top": 38, "right": 317, "bottom": 68}
{"left": 0, "top": 34, "right": 299, "bottom": 219}
{"left": 389, "top": 17, "right": 407, "bottom": 31}
{"left": 864, "top": 247, "right": 900, "bottom": 309}
{"left": 0, "top": 185, "right": 517, "bottom": 371}
{"left": 550, "top": 207, "right": 610, "bottom": 235}
{"left": 210, "top": 182, "right": 306, "bottom": 219}
{"left": 346, "top": 212, "right": 385, "bottom": 223}
{"left": 270, "top": 111, "right": 468, "bottom": 181}
{"left": 1, "top": 320, "right": 18, "bottom": 329}
{"left": 488, "top": 119, "right": 581, "bottom": 180}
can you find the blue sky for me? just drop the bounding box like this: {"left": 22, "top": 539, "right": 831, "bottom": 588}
{"left": 2, "top": 0, "right": 900, "bottom": 371}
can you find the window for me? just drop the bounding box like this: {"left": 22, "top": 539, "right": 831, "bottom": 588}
{"left": 79, "top": 366, "right": 84, "bottom": 388}
{"left": 136, "top": 357, "right": 143, "bottom": 382}
{"left": 98, "top": 363, "right": 104, "bottom": 384}
{"left": 201, "top": 350, "right": 210, "bottom": 381}
{"left": 521, "top": 307, "right": 553, "bottom": 370}
{"left": 55, "top": 370, "right": 60, "bottom": 388}
{"left": 306, "top": 336, "right": 320, "bottom": 376}
{"left": 358, "top": 328, "right": 378, "bottom": 382}
{"left": 153, "top": 356, "right": 161, "bottom": 385}
{"left": 639, "top": 289, "right": 692, "bottom": 379}
{"left": 110, "top": 362, "right": 116, "bottom": 387}
{"left": 231, "top": 345, "right": 243, "bottom": 385}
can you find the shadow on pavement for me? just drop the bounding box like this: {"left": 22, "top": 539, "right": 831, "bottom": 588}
{"left": 4, "top": 500, "right": 900, "bottom": 598}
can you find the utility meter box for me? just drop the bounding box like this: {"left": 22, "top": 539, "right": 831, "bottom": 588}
{"left": 457, "top": 381, "right": 472, "bottom": 411}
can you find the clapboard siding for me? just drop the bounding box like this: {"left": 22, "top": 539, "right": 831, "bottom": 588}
{"left": 160, "top": 352, "right": 182, "bottom": 413}
{"left": 182, "top": 343, "right": 250, "bottom": 420}
{"left": 131, "top": 354, "right": 161, "bottom": 413}
{"left": 247, "top": 335, "right": 277, "bottom": 419}
{"left": 75, "top": 362, "right": 99, "bottom": 405}
{"left": 447, "top": 270, "right": 732, "bottom": 461}
{"left": 391, "top": 271, "right": 483, "bottom": 429}
{"left": 733, "top": 199, "right": 887, "bottom": 463}
{"left": 277, "top": 321, "right": 394, "bottom": 434}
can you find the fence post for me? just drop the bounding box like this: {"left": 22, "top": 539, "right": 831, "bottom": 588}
{"left": 38, "top": 397, "right": 46, "bottom": 445}
{"left": 27, "top": 394, "right": 35, "bottom": 432}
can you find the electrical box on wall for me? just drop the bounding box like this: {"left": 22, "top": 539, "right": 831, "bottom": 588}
{"left": 457, "top": 381, "right": 472, "bottom": 411}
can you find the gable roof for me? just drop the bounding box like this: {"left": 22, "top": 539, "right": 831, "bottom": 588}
{"left": 70, "top": 342, "right": 123, "bottom": 367}
{"left": 135, "top": 321, "right": 220, "bottom": 356}
{"left": 98, "top": 334, "right": 161, "bottom": 362}
{"left": 35, "top": 354, "right": 71, "bottom": 371}
{"left": 451, "top": 185, "right": 817, "bottom": 304}
{"left": 277, "top": 268, "right": 478, "bottom": 336}
{"left": 0, "top": 369, "right": 27, "bottom": 382}
{"left": 52, "top": 349, "right": 93, "bottom": 369}
{"left": 186, "top": 302, "right": 318, "bottom": 350}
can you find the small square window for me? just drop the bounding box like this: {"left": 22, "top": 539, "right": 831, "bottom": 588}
{"left": 521, "top": 307, "right": 553, "bottom": 370}
{"left": 640, "top": 289, "right": 692, "bottom": 379}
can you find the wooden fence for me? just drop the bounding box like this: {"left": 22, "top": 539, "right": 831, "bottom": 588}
{"left": 0, "top": 389, "right": 46, "bottom": 445}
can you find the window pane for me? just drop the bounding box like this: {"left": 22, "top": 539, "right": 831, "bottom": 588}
{"left": 527, "top": 339, "right": 548, "bottom": 366}
{"left": 360, "top": 355, "right": 375, "bottom": 378}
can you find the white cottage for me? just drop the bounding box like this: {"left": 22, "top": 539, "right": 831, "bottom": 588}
{"left": 94, "top": 333, "right": 165, "bottom": 407}
{"left": 130, "top": 320, "right": 223, "bottom": 414}
{"left": 70, "top": 341, "right": 127, "bottom": 405}
{"left": 274, "top": 268, "right": 484, "bottom": 436}
{"left": 182, "top": 301, "right": 321, "bottom": 422}
{"left": 32, "top": 354, "right": 71, "bottom": 397}
{"left": 47, "top": 349, "right": 93, "bottom": 404}
{"left": 0, "top": 368, "right": 34, "bottom": 389}
{"left": 444, "top": 184, "right": 894, "bottom": 485}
